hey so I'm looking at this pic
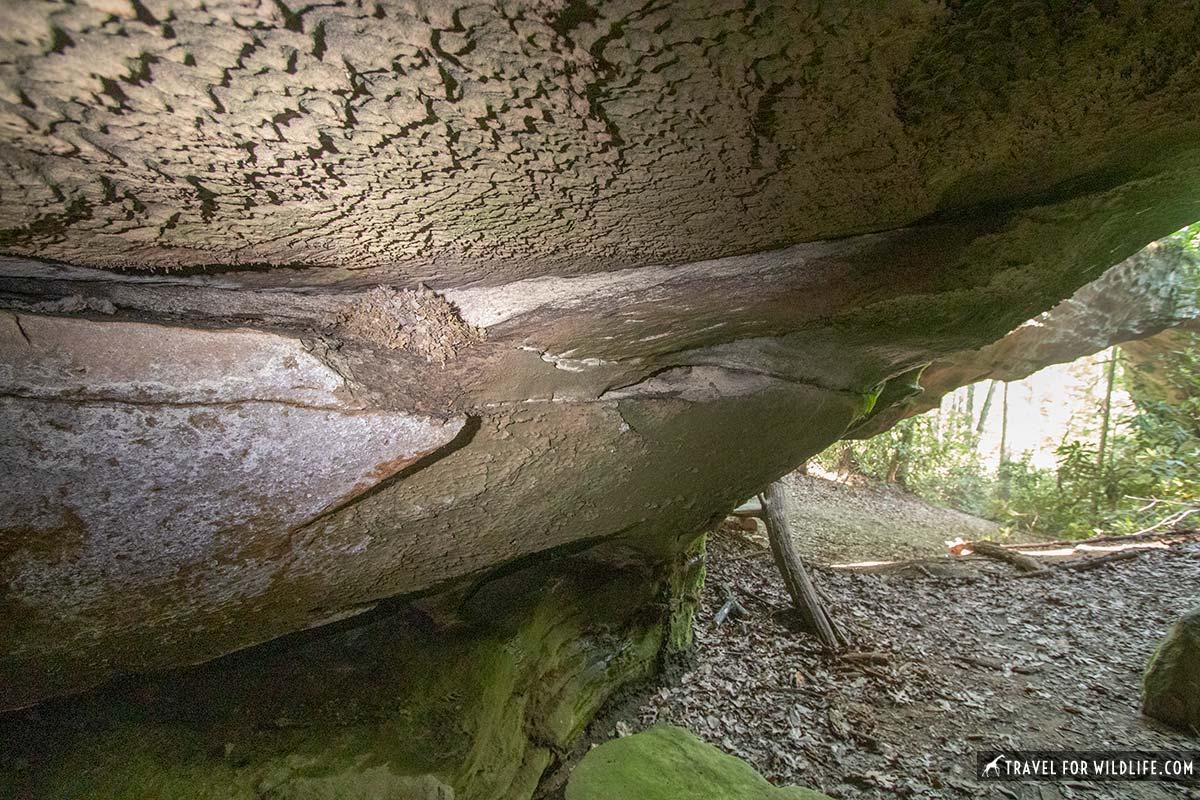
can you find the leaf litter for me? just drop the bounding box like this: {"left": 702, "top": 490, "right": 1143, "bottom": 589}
{"left": 579, "top": 517, "right": 1200, "bottom": 800}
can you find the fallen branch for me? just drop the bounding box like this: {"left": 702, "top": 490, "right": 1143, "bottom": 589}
{"left": 977, "top": 524, "right": 1199, "bottom": 552}
{"left": 1127, "top": 496, "right": 1196, "bottom": 509}
{"left": 1126, "top": 507, "right": 1198, "bottom": 538}
{"left": 827, "top": 555, "right": 986, "bottom": 573}
{"left": 1062, "top": 549, "right": 1143, "bottom": 571}
{"left": 953, "top": 539, "right": 1049, "bottom": 574}
{"left": 952, "top": 654, "right": 1006, "bottom": 671}
{"left": 759, "top": 481, "right": 848, "bottom": 649}
{"left": 713, "top": 582, "right": 750, "bottom": 626}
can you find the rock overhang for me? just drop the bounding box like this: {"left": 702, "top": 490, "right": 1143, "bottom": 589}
{"left": 2, "top": 0, "right": 1200, "bottom": 710}
{"left": 0, "top": 1, "right": 1198, "bottom": 282}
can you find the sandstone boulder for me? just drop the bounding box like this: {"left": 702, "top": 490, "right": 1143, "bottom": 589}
{"left": 0, "top": 544, "right": 705, "bottom": 800}
{"left": 566, "top": 724, "right": 831, "bottom": 800}
{"left": 3, "top": 0, "right": 1200, "bottom": 711}
{"left": 1143, "top": 607, "right": 1200, "bottom": 734}
{"left": 851, "top": 241, "right": 1200, "bottom": 438}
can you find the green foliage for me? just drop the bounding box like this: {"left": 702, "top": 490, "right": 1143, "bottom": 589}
{"left": 1116, "top": 333, "right": 1200, "bottom": 508}
{"left": 986, "top": 455, "right": 1065, "bottom": 534}
{"left": 818, "top": 405, "right": 991, "bottom": 516}
{"left": 820, "top": 335, "right": 1200, "bottom": 539}
{"left": 1166, "top": 221, "right": 1200, "bottom": 252}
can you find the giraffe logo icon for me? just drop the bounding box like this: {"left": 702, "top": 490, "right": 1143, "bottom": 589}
{"left": 982, "top": 753, "right": 1006, "bottom": 778}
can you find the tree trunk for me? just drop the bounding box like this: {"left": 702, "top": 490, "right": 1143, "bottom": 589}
{"left": 1097, "top": 346, "right": 1118, "bottom": 474}
{"left": 887, "top": 423, "right": 913, "bottom": 485}
{"left": 999, "top": 381, "right": 1010, "bottom": 466}
{"left": 835, "top": 444, "right": 857, "bottom": 478}
{"left": 976, "top": 380, "right": 997, "bottom": 434}
{"left": 759, "top": 481, "right": 846, "bottom": 649}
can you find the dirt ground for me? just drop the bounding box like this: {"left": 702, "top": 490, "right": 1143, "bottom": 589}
{"left": 582, "top": 474, "right": 1200, "bottom": 799}
{"left": 779, "top": 471, "right": 1009, "bottom": 565}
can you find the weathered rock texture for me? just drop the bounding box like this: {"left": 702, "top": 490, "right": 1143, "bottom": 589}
{"left": 3, "top": 1, "right": 1200, "bottom": 718}
{"left": 1122, "top": 319, "right": 1200, "bottom": 407}
{"left": 0, "top": 300, "right": 858, "bottom": 709}
{"left": 1143, "top": 606, "right": 1200, "bottom": 734}
{"left": 1, "top": 1, "right": 1199, "bottom": 281}
{"left": 850, "top": 240, "right": 1200, "bottom": 438}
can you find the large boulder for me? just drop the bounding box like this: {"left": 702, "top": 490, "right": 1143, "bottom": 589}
{"left": 1122, "top": 319, "right": 1200, "bottom": 406}
{"left": 2, "top": 3, "right": 1200, "bottom": 795}
{"left": 1143, "top": 607, "right": 1200, "bottom": 733}
{"left": 566, "top": 724, "right": 830, "bottom": 800}
{"left": 3, "top": 1, "right": 1200, "bottom": 713}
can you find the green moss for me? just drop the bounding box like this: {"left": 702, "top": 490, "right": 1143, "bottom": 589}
{"left": 1143, "top": 607, "right": 1200, "bottom": 733}
{"left": 0, "top": 552, "right": 704, "bottom": 800}
{"left": 663, "top": 535, "right": 707, "bottom": 654}
{"left": 849, "top": 384, "right": 884, "bottom": 427}
{"left": 566, "top": 724, "right": 831, "bottom": 800}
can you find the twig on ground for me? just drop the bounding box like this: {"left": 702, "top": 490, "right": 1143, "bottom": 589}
{"left": 953, "top": 539, "right": 1050, "bottom": 574}
{"left": 974, "top": 526, "right": 1199, "bottom": 552}
{"left": 713, "top": 582, "right": 750, "bottom": 625}
{"left": 841, "top": 651, "right": 891, "bottom": 665}
{"left": 1062, "top": 549, "right": 1143, "bottom": 571}
{"left": 952, "top": 654, "right": 1006, "bottom": 671}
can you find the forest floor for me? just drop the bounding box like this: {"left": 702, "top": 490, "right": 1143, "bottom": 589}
{"left": 580, "top": 472, "right": 1200, "bottom": 800}
{"left": 776, "top": 469, "right": 1007, "bottom": 564}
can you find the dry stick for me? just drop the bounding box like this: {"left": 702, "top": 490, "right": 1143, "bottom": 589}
{"left": 965, "top": 538, "right": 1152, "bottom": 578}
{"left": 1128, "top": 496, "right": 1196, "bottom": 508}
{"left": 1007, "top": 526, "right": 1199, "bottom": 551}
{"left": 827, "top": 555, "right": 988, "bottom": 573}
{"left": 962, "top": 539, "right": 1050, "bottom": 574}
{"left": 1062, "top": 549, "right": 1143, "bottom": 571}
{"left": 758, "top": 481, "right": 847, "bottom": 649}
{"left": 713, "top": 582, "right": 750, "bottom": 625}
{"left": 952, "top": 654, "right": 1006, "bottom": 671}
{"left": 1127, "top": 507, "right": 1198, "bottom": 537}
{"left": 840, "top": 651, "right": 890, "bottom": 665}
{"left": 980, "top": 513, "right": 1198, "bottom": 552}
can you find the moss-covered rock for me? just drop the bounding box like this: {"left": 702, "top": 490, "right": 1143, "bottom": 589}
{"left": 0, "top": 545, "right": 706, "bottom": 800}
{"left": 1143, "top": 606, "right": 1200, "bottom": 733}
{"left": 566, "top": 725, "right": 832, "bottom": 800}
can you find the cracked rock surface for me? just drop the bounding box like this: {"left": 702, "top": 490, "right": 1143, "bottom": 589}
{"left": 3, "top": 1, "right": 1200, "bottom": 712}
{"left": 1, "top": 1, "right": 1199, "bottom": 282}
